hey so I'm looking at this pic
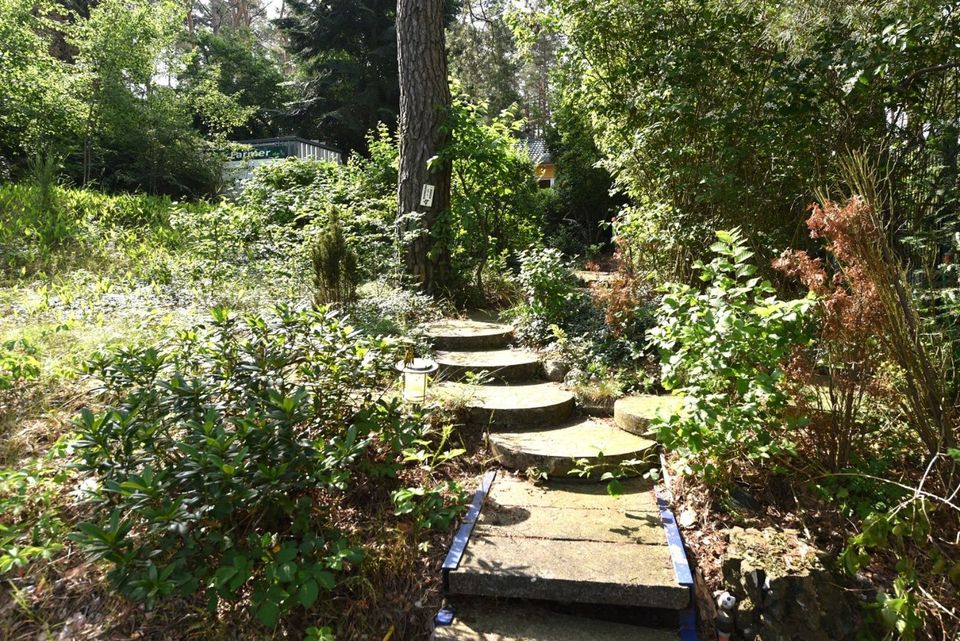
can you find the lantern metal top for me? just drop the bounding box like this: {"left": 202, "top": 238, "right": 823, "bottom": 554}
{"left": 395, "top": 357, "right": 439, "bottom": 374}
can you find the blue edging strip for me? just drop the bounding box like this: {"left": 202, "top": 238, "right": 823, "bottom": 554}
{"left": 656, "top": 488, "right": 698, "bottom": 641}
{"left": 442, "top": 469, "right": 497, "bottom": 576}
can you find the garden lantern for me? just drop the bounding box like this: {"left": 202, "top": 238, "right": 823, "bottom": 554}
{"left": 396, "top": 357, "right": 438, "bottom": 404}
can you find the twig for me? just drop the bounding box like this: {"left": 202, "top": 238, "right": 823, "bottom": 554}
{"left": 815, "top": 471, "right": 960, "bottom": 513}
{"left": 916, "top": 581, "right": 959, "bottom": 621}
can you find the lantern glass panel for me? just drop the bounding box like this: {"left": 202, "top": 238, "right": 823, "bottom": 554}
{"left": 403, "top": 370, "right": 428, "bottom": 403}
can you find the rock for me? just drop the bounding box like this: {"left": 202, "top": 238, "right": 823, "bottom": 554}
{"left": 729, "top": 484, "right": 762, "bottom": 512}
{"left": 543, "top": 359, "right": 570, "bottom": 383}
{"left": 563, "top": 367, "right": 585, "bottom": 387}
{"left": 722, "top": 527, "right": 856, "bottom": 641}
{"left": 678, "top": 508, "right": 697, "bottom": 529}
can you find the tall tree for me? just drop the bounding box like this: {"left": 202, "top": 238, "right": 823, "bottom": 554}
{"left": 279, "top": 0, "right": 399, "bottom": 153}
{"left": 396, "top": 0, "right": 452, "bottom": 292}
{"left": 447, "top": 0, "right": 523, "bottom": 118}
{"left": 182, "top": 30, "right": 292, "bottom": 139}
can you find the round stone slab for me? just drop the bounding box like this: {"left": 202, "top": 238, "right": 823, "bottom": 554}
{"left": 614, "top": 394, "right": 685, "bottom": 436}
{"left": 422, "top": 319, "right": 513, "bottom": 350}
{"left": 434, "top": 382, "right": 574, "bottom": 428}
{"left": 435, "top": 348, "right": 540, "bottom": 382}
{"left": 490, "top": 417, "right": 658, "bottom": 479}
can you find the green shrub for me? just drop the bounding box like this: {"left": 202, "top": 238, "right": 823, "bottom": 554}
{"left": 348, "top": 280, "right": 446, "bottom": 338}
{"left": 0, "top": 457, "right": 67, "bottom": 574}
{"left": 515, "top": 247, "right": 581, "bottom": 323}
{"left": 0, "top": 338, "right": 41, "bottom": 390}
{"left": 438, "top": 93, "right": 542, "bottom": 299}
{"left": 312, "top": 209, "right": 359, "bottom": 305}
{"left": 648, "top": 229, "right": 812, "bottom": 486}
{"left": 237, "top": 155, "right": 396, "bottom": 284}
{"left": 71, "top": 306, "right": 464, "bottom": 628}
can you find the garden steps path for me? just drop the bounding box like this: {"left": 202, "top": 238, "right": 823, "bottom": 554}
{"left": 434, "top": 348, "right": 541, "bottom": 383}
{"left": 424, "top": 317, "right": 691, "bottom": 640}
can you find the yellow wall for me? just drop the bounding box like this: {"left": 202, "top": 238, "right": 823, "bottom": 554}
{"left": 535, "top": 163, "right": 555, "bottom": 180}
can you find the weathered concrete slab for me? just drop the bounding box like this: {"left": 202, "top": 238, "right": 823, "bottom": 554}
{"left": 490, "top": 418, "right": 657, "bottom": 478}
{"left": 447, "top": 535, "right": 689, "bottom": 609}
{"left": 432, "top": 601, "right": 678, "bottom": 641}
{"left": 436, "top": 349, "right": 541, "bottom": 383}
{"left": 424, "top": 319, "right": 514, "bottom": 350}
{"left": 488, "top": 474, "right": 658, "bottom": 512}
{"left": 575, "top": 270, "right": 617, "bottom": 286}
{"left": 476, "top": 505, "right": 666, "bottom": 545}
{"left": 613, "top": 395, "right": 685, "bottom": 436}
{"left": 435, "top": 382, "right": 575, "bottom": 429}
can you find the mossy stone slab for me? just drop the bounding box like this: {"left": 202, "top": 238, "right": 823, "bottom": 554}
{"left": 486, "top": 473, "right": 658, "bottom": 512}
{"left": 613, "top": 395, "right": 685, "bottom": 436}
{"left": 434, "top": 382, "right": 575, "bottom": 429}
{"left": 489, "top": 417, "right": 658, "bottom": 478}
{"left": 447, "top": 534, "right": 688, "bottom": 609}
{"left": 435, "top": 349, "right": 541, "bottom": 383}
{"left": 423, "top": 319, "right": 514, "bottom": 350}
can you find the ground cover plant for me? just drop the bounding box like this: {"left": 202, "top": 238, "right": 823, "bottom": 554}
{"left": 0, "top": 153, "right": 474, "bottom": 639}
{"left": 70, "top": 306, "right": 467, "bottom": 636}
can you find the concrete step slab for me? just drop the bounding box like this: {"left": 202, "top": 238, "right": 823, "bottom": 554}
{"left": 447, "top": 534, "right": 688, "bottom": 609}
{"left": 436, "top": 349, "right": 541, "bottom": 383}
{"left": 424, "top": 319, "right": 514, "bottom": 351}
{"left": 476, "top": 505, "right": 666, "bottom": 545}
{"left": 434, "top": 382, "right": 575, "bottom": 429}
{"left": 432, "top": 600, "right": 678, "bottom": 640}
{"left": 486, "top": 474, "right": 658, "bottom": 512}
{"left": 490, "top": 418, "right": 658, "bottom": 478}
{"left": 574, "top": 270, "right": 618, "bottom": 286}
{"left": 614, "top": 395, "right": 685, "bottom": 436}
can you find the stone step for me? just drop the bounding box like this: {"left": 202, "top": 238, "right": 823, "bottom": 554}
{"left": 490, "top": 418, "right": 658, "bottom": 479}
{"left": 432, "top": 600, "right": 678, "bottom": 640}
{"left": 477, "top": 501, "right": 665, "bottom": 546}
{"left": 446, "top": 475, "right": 689, "bottom": 610}
{"left": 574, "top": 270, "right": 618, "bottom": 287}
{"left": 435, "top": 349, "right": 541, "bottom": 383}
{"left": 424, "top": 319, "right": 514, "bottom": 351}
{"left": 613, "top": 395, "right": 685, "bottom": 436}
{"left": 434, "top": 382, "right": 575, "bottom": 429}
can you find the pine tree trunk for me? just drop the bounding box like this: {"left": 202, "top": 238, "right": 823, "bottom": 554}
{"left": 396, "top": 0, "right": 452, "bottom": 294}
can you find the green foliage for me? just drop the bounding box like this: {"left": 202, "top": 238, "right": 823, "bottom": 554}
{"left": 506, "top": 247, "right": 589, "bottom": 346}
{"left": 447, "top": 0, "right": 523, "bottom": 119}
{"left": 546, "top": 0, "right": 960, "bottom": 278}
{"left": 0, "top": 339, "right": 41, "bottom": 391}
{"left": 648, "top": 229, "right": 813, "bottom": 486}
{"left": 0, "top": 0, "right": 81, "bottom": 169}
{"left": 546, "top": 0, "right": 818, "bottom": 274}
{"left": 515, "top": 248, "right": 580, "bottom": 323}
{"left": 543, "top": 98, "right": 621, "bottom": 255}
{"left": 438, "top": 92, "right": 542, "bottom": 298}
{"left": 182, "top": 30, "right": 293, "bottom": 140}
{"left": 312, "top": 210, "right": 359, "bottom": 305}
{"left": 277, "top": 0, "right": 401, "bottom": 153}
{"left": 71, "top": 306, "right": 464, "bottom": 625}
{"left": 0, "top": 459, "right": 67, "bottom": 574}
{"left": 69, "top": 0, "right": 252, "bottom": 195}
{"left": 0, "top": 183, "right": 202, "bottom": 276}
{"left": 1, "top": 0, "right": 255, "bottom": 196}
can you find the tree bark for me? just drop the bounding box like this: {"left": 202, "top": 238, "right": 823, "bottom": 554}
{"left": 396, "top": 0, "right": 452, "bottom": 293}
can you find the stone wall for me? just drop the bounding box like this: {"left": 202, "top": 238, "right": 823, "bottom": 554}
{"left": 721, "top": 527, "right": 858, "bottom": 641}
